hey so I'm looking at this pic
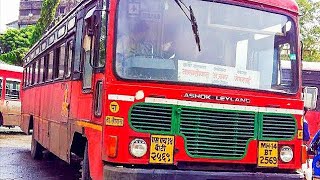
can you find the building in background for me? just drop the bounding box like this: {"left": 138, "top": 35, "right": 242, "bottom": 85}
{"left": 18, "top": 0, "right": 81, "bottom": 28}
{"left": 59, "top": 0, "right": 82, "bottom": 15}
{"left": 18, "top": 0, "right": 42, "bottom": 28}
{"left": 6, "top": 20, "right": 19, "bottom": 30}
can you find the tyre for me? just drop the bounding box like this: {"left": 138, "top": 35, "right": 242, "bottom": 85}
{"left": 0, "top": 113, "right": 3, "bottom": 126}
{"left": 31, "top": 135, "right": 43, "bottom": 160}
{"left": 81, "top": 142, "right": 91, "bottom": 180}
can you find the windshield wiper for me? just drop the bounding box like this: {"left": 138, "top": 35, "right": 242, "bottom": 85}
{"left": 174, "top": 0, "right": 201, "bottom": 51}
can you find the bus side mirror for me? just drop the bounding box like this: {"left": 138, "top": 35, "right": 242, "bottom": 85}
{"left": 303, "top": 87, "right": 318, "bottom": 110}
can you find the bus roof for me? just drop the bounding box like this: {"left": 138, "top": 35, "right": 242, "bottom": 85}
{"left": 0, "top": 64, "right": 23, "bottom": 73}
{"left": 247, "top": 0, "right": 298, "bottom": 13}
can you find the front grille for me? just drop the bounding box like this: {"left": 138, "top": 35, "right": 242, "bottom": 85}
{"left": 180, "top": 107, "right": 255, "bottom": 158}
{"left": 130, "top": 104, "right": 172, "bottom": 132}
{"left": 262, "top": 114, "right": 296, "bottom": 139}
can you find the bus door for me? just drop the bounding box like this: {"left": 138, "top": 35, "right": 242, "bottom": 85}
{"left": 91, "top": 0, "right": 107, "bottom": 122}
{"left": 78, "top": 1, "right": 107, "bottom": 125}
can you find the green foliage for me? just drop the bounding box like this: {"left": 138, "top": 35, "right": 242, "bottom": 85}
{"left": 0, "top": 26, "right": 34, "bottom": 53}
{"left": 0, "top": 48, "right": 29, "bottom": 66}
{"left": 31, "top": 0, "right": 61, "bottom": 45}
{"left": 0, "top": 26, "right": 35, "bottom": 65}
{"left": 297, "top": 0, "right": 320, "bottom": 62}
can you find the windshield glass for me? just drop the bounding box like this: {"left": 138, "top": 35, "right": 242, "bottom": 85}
{"left": 116, "top": 0, "right": 298, "bottom": 93}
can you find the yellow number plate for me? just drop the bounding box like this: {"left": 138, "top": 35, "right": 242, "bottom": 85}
{"left": 149, "top": 135, "right": 174, "bottom": 164}
{"left": 258, "top": 141, "right": 278, "bottom": 167}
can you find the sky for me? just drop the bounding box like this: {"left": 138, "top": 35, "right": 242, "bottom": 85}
{"left": 0, "top": 0, "right": 20, "bottom": 33}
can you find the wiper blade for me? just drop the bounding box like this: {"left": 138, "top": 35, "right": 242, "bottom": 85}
{"left": 189, "top": 6, "right": 201, "bottom": 51}
{"left": 173, "top": 0, "right": 201, "bottom": 51}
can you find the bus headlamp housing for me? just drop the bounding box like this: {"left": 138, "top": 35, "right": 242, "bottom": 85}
{"left": 280, "top": 146, "right": 293, "bottom": 163}
{"left": 129, "top": 138, "right": 147, "bottom": 158}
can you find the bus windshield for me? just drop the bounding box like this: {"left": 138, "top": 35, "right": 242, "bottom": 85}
{"left": 115, "top": 0, "right": 298, "bottom": 93}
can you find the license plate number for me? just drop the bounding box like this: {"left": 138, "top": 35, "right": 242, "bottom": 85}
{"left": 258, "top": 141, "right": 278, "bottom": 167}
{"left": 149, "top": 135, "right": 174, "bottom": 164}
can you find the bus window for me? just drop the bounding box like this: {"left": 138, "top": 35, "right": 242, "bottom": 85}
{"left": 26, "top": 66, "right": 29, "bottom": 86}
{"left": 37, "top": 59, "right": 41, "bottom": 83}
{"left": 82, "top": 9, "right": 95, "bottom": 90}
{"left": 53, "top": 46, "right": 64, "bottom": 79}
{"left": 48, "top": 51, "right": 54, "bottom": 81}
{"left": 65, "top": 40, "right": 74, "bottom": 78}
{"left": 44, "top": 55, "right": 49, "bottom": 81}
{"left": 26, "top": 67, "right": 28, "bottom": 86}
{"left": 31, "top": 62, "right": 36, "bottom": 85}
{"left": 59, "top": 44, "right": 66, "bottom": 78}
{"left": 35, "top": 60, "right": 39, "bottom": 84}
{"left": 97, "top": 0, "right": 108, "bottom": 67}
{"left": 23, "top": 69, "right": 26, "bottom": 87}
{"left": 0, "top": 78, "right": 2, "bottom": 97}
{"left": 29, "top": 64, "right": 34, "bottom": 85}
{"left": 74, "top": 18, "right": 84, "bottom": 78}
{"left": 54, "top": 47, "right": 60, "bottom": 79}
{"left": 29, "top": 66, "right": 32, "bottom": 86}
{"left": 94, "top": 80, "right": 103, "bottom": 116}
{"left": 5, "top": 80, "right": 20, "bottom": 100}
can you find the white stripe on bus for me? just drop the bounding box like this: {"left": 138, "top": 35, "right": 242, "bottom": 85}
{"left": 145, "top": 97, "right": 303, "bottom": 115}
{"left": 108, "top": 94, "right": 135, "bottom": 102}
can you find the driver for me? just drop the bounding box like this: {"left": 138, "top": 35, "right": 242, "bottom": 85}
{"left": 116, "top": 20, "right": 154, "bottom": 58}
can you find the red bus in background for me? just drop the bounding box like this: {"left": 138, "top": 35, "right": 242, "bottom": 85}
{"left": 20, "top": 0, "right": 310, "bottom": 179}
{"left": 0, "top": 64, "right": 23, "bottom": 127}
{"left": 283, "top": 61, "right": 320, "bottom": 141}
{"left": 300, "top": 62, "right": 320, "bottom": 141}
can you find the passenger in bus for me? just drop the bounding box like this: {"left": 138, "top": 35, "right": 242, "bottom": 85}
{"left": 116, "top": 20, "right": 154, "bottom": 59}
{"left": 83, "top": 20, "right": 95, "bottom": 63}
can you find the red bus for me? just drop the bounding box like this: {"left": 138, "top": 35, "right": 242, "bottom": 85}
{"left": 282, "top": 61, "right": 320, "bottom": 142}
{"left": 0, "top": 64, "right": 23, "bottom": 127}
{"left": 295, "top": 62, "right": 320, "bottom": 141}
{"left": 20, "top": 0, "right": 311, "bottom": 179}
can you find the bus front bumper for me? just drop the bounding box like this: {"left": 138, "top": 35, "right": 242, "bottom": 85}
{"left": 104, "top": 165, "right": 303, "bottom": 180}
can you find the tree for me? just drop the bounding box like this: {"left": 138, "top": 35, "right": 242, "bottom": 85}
{"left": 31, "top": 0, "right": 61, "bottom": 45}
{"left": 297, "top": 0, "right": 320, "bottom": 61}
{"left": 0, "top": 26, "right": 35, "bottom": 65}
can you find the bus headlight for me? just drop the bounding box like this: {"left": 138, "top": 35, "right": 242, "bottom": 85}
{"left": 129, "top": 138, "right": 147, "bottom": 158}
{"left": 280, "top": 146, "right": 293, "bottom": 163}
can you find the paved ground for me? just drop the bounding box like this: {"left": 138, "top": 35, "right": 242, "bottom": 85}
{"left": 0, "top": 127, "right": 79, "bottom": 180}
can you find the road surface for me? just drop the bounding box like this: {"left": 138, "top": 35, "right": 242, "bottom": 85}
{"left": 0, "top": 127, "right": 78, "bottom": 180}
